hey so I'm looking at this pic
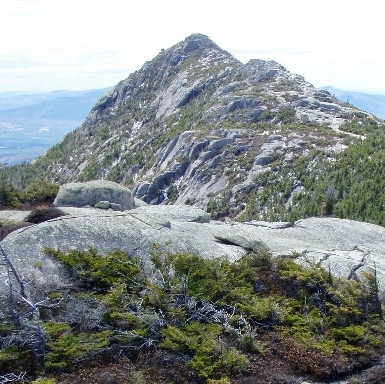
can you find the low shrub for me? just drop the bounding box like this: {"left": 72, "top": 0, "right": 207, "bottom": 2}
{"left": 44, "top": 321, "right": 112, "bottom": 370}
{"left": 3, "top": 245, "right": 385, "bottom": 382}
{"left": 24, "top": 206, "right": 67, "bottom": 224}
{"left": 31, "top": 378, "right": 57, "bottom": 384}
{"left": 44, "top": 247, "right": 143, "bottom": 291}
{"left": 0, "top": 220, "right": 30, "bottom": 240}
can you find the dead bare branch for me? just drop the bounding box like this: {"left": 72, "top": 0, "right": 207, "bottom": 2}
{"left": 0, "top": 372, "right": 26, "bottom": 384}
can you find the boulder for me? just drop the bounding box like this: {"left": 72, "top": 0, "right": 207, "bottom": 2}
{"left": 225, "top": 97, "right": 258, "bottom": 114}
{"left": 134, "top": 182, "right": 150, "bottom": 198}
{"left": 110, "top": 203, "right": 123, "bottom": 211}
{"left": 254, "top": 155, "right": 274, "bottom": 166}
{"left": 207, "top": 138, "right": 234, "bottom": 151}
{"left": 130, "top": 204, "right": 210, "bottom": 224}
{"left": 54, "top": 180, "right": 135, "bottom": 210}
{"left": 134, "top": 197, "right": 148, "bottom": 207}
{"left": 95, "top": 201, "right": 111, "bottom": 209}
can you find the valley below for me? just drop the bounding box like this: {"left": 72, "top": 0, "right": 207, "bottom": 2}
{"left": 0, "top": 88, "right": 112, "bottom": 165}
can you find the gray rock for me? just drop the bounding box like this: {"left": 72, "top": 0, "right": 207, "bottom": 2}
{"left": 267, "top": 134, "right": 284, "bottom": 143}
{"left": 0, "top": 210, "right": 30, "bottom": 223}
{"left": 218, "top": 218, "right": 385, "bottom": 291}
{"left": 249, "top": 107, "right": 265, "bottom": 120}
{"left": 225, "top": 97, "right": 258, "bottom": 113}
{"left": 3, "top": 207, "right": 385, "bottom": 311}
{"left": 54, "top": 180, "right": 134, "bottom": 210}
{"left": 0, "top": 206, "right": 232, "bottom": 305}
{"left": 177, "top": 85, "right": 204, "bottom": 107}
{"left": 95, "top": 201, "right": 111, "bottom": 209}
{"left": 157, "top": 135, "right": 180, "bottom": 167}
{"left": 188, "top": 140, "right": 210, "bottom": 161}
{"left": 242, "top": 59, "right": 284, "bottom": 83}
{"left": 232, "top": 182, "right": 256, "bottom": 195}
{"left": 288, "top": 138, "right": 307, "bottom": 149}
{"left": 297, "top": 99, "right": 310, "bottom": 107}
{"left": 131, "top": 205, "right": 210, "bottom": 224}
{"left": 170, "top": 54, "right": 181, "bottom": 66}
{"left": 220, "top": 82, "right": 240, "bottom": 95}
{"left": 110, "top": 203, "right": 123, "bottom": 211}
{"left": 313, "top": 90, "right": 334, "bottom": 103}
{"left": 207, "top": 138, "right": 234, "bottom": 151}
{"left": 134, "top": 182, "right": 150, "bottom": 198}
{"left": 134, "top": 198, "right": 147, "bottom": 207}
{"left": 196, "top": 150, "right": 218, "bottom": 164}
{"left": 183, "top": 39, "right": 199, "bottom": 54}
{"left": 254, "top": 155, "right": 274, "bottom": 166}
{"left": 144, "top": 171, "right": 177, "bottom": 203}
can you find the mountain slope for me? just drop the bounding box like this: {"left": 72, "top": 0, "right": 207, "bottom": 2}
{"left": 8, "top": 34, "right": 382, "bottom": 222}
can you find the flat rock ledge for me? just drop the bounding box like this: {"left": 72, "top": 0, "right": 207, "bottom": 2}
{"left": 2, "top": 205, "right": 385, "bottom": 305}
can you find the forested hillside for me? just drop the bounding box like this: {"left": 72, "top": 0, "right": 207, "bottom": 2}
{"left": 237, "top": 116, "right": 385, "bottom": 225}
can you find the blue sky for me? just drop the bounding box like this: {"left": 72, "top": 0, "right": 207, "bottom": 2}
{"left": 1, "top": 0, "right": 384, "bottom": 94}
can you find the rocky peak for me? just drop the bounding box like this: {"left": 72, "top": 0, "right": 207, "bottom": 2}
{"left": 84, "top": 33, "right": 360, "bottom": 130}
{"left": 179, "top": 33, "right": 224, "bottom": 54}
{"left": 85, "top": 33, "right": 237, "bottom": 124}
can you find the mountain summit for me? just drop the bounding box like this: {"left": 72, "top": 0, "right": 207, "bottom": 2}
{"left": 85, "top": 33, "right": 353, "bottom": 128}
{"left": 85, "top": 33, "right": 238, "bottom": 123}
{"left": 15, "top": 34, "right": 381, "bottom": 221}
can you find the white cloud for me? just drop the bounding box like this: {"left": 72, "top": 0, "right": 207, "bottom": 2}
{"left": 0, "top": 0, "right": 384, "bottom": 94}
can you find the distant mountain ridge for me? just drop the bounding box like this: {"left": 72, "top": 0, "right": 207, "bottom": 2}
{"left": 0, "top": 87, "right": 112, "bottom": 164}
{"left": 0, "top": 90, "right": 111, "bottom": 120}
{"left": 322, "top": 86, "right": 385, "bottom": 120}
{"left": 0, "top": 90, "right": 43, "bottom": 99}
{"left": 0, "top": 88, "right": 112, "bottom": 111}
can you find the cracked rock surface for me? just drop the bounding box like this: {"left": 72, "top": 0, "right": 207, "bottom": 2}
{"left": 232, "top": 217, "right": 385, "bottom": 287}
{"left": 2, "top": 207, "right": 385, "bottom": 306}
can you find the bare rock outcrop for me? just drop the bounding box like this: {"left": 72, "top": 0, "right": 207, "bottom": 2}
{"left": 54, "top": 180, "right": 135, "bottom": 210}
{"left": 215, "top": 217, "right": 385, "bottom": 288}
{"left": 2, "top": 206, "right": 385, "bottom": 313}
